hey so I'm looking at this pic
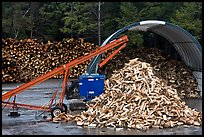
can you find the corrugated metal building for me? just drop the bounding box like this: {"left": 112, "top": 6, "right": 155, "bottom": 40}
{"left": 87, "top": 20, "right": 202, "bottom": 96}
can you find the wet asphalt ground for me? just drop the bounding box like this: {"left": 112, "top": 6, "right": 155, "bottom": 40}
{"left": 2, "top": 79, "right": 202, "bottom": 135}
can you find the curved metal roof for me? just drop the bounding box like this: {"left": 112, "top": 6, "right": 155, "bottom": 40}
{"left": 86, "top": 20, "right": 202, "bottom": 73}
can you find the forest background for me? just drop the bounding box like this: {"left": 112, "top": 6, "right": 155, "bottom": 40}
{"left": 2, "top": 2, "right": 202, "bottom": 46}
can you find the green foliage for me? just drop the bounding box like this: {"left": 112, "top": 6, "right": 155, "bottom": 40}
{"left": 2, "top": 2, "right": 13, "bottom": 37}
{"left": 2, "top": 2, "right": 202, "bottom": 45}
{"left": 127, "top": 32, "right": 144, "bottom": 47}
{"left": 170, "top": 2, "right": 202, "bottom": 42}
{"left": 99, "top": 2, "right": 121, "bottom": 40}
{"left": 60, "top": 2, "right": 98, "bottom": 39}
{"left": 38, "top": 2, "right": 67, "bottom": 41}
{"left": 116, "top": 2, "right": 142, "bottom": 47}
{"left": 117, "top": 2, "right": 139, "bottom": 26}
{"left": 2, "top": 2, "right": 42, "bottom": 40}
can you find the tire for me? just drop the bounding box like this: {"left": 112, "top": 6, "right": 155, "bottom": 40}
{"left": 56, "top": 103, "right": 68, "bottom": 113}
{"left": 51, "top": 106, "right": 63, "bottom": 118}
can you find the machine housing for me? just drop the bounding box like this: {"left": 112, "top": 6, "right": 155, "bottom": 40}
{"left": 79, "top": 74, "right": 105, "bottom": 100}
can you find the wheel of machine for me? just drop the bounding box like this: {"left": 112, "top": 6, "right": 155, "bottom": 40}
{"left": 56, "top": 103, "right": 68, "bottom": 113}
{"left": 51, "top": 106, "right": 63, "bottom": 118}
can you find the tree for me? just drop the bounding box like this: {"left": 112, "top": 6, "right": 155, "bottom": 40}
{"left": 170, "top": 2, "right": 202, "bottom": 43}
{"left": 60, "top": 2, "right": 98, "bottom": 40}
{"left": 27, "top": 2, "right": 42, "bottom": 39}
{"left": 2, "top": 2, "right": 41, "bottom": 39}
{"left": 115, "top": 2, "right": 144, "bottom": 46}
{"left": 100, "top": 2, "right": 121, "bottom": 41}
{"left": 2, "top": 2, "right": 13, "bottom": 38}
{"left": 2, "top": 1, "right": 201, "bottom": 45}
{"left": 138, "top": 2, "right": 183, "bottom": 21}
{"left": 38, "top": 2, "right": 67, "bottom": 41}
{"left": 2, "top": 2, "right": 29, "bottom": 39}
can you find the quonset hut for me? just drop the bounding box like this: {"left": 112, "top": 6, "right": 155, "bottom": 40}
{"left": 87, "top": 20, "right": 202, "bottom": 96}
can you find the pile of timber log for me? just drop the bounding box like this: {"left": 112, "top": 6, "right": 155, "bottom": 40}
{"left": 2, "top": 38, "right": 96, "bottom": 83}
{"left": 52, "top": 58, "right": 202, "bottom": 130}
{"left": 2, "top": 38, "right": 200, "bottom": 98}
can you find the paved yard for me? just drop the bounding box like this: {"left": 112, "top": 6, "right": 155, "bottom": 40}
{"left": 2, "top": 79, "right": 202, "bottom": 135}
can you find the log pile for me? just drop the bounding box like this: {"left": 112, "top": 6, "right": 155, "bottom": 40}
{"left": 99, "top": 47, "right": 201, "bottom": 98}
{"left": 2, "top": 38, "right": 96, "bottom": 83}
{"left": 2, "top": 38, "right": 200, "bottom": 98}
{"left": 52, "top": 58, "right": 202, "bottom": 130}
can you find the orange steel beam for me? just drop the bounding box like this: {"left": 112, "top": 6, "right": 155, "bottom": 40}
{"left": 48, "top": 89, "right": 58, "bottom": 109}
{"left": 2, "top": 101, "right": 50, "bottom": 111}
{"left": 59, "top": 68, "right": 69, "bottom": 105}
{"left": 2, "top": 35, "right": 128, "bottom": 101}
{"left": 99, "top": 43, "right": 127, "bottom": 68}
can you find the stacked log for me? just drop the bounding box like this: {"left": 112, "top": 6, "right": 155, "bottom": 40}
{"left": 2, "top": 38, "right": 22, "bottom": 83}
{"left": 2, "top": 38, "right": 96, "bottom": 83}
{"left": 52, "top": 58, "right": 202, "bottom": 130}
{"left": 2, "top": 38, "right": 200, "bottom": 98}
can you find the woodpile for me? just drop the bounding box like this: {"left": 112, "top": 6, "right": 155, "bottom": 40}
{"left": 52, "top": 58, "right": 202, "bottom": 130}
{"left": 99, "top": 47, "right": 201, "bottom": 98}
{"left": 2, "top": 38, "right": 96, "bottom": 83}
{"left": 2, "top": 38, "right": 200, "bottom": 98}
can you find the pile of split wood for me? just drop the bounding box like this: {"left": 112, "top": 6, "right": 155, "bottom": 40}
{"left": 2, "top": 38, "right": 96, "bottom": 82}
{"left": 52, "top": 58, "right": 202, "bottom": 130}
{"left": 99, "top": 47, "right": 201, "bottom": 98}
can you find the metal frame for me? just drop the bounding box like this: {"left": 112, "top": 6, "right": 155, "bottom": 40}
{"left": 2, "top": 35, "right": 129, "bottom": 113}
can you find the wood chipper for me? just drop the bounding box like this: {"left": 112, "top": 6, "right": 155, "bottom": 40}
{"left": 2, "top": 35, "right": 128, "bottom": 118}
